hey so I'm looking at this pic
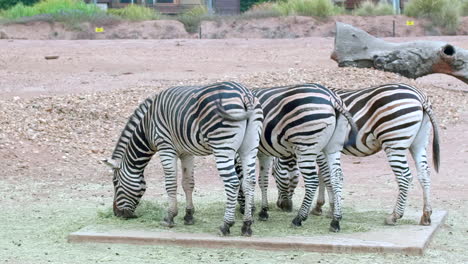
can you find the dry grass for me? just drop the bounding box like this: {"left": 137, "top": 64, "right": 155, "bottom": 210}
{"left": 95, "top": 198, "right": 400, "bottom": 236}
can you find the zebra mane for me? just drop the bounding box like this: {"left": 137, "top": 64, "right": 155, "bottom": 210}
{"left": 110, "top": 96, "right": 154, "bottom": 161}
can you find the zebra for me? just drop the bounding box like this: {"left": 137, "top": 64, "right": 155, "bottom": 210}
{"left": 273, "top": 83, "right": 440, "bottom": 226}
{"left": 103, "top": 82, "right": 263, "bottom": 236}
{"left": 237, "top": 83, "right": 357, "bottom": 232}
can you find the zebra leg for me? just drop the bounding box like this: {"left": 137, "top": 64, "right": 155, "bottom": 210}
{"left": 159, "top": 151, "right": 179, "bottom": 228}
{"left": 238, "top": 152, "right": 258, "bottom": 236}
{"left": 237, "top": 112, "right": 262, "bottom": 236}
{"left": 214, "top": 151, "right": 240, "bottom": 236}
{"left": 286, "top": 159, "right": 300, "bottom": 211}
{"left": 292, "top": 154, "right": 319, "bottom": 227}
{"left": 180, "top": 155, "right": 195, "bottom": 225}
{"left": 273, "top": 157, "right": 293, "bottom": 212}
{"left": 410, "top": 119, "right": 432, "bottom": 226}
{"left": 311, "top": 174, "right": 325, "bottom": 216}
{"left": 324, "top": 176, "right": 335, "bottom": 219}
{"left": 235, "top": 154, "right": 247, "bottom": 214}
{"left": 311, "top": 153, "right": 328, "bottom": 216}
{"left": 384, "top": 147, "right": 413, "bottom": 225}
{"left": 258, "top": 154, "right": 273, "bottom": 221}
{"left": 325, "top": 151, "right": 344, "bottom": 232}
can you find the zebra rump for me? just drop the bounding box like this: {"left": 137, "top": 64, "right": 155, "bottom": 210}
{"left": 238, "top": 83, "right": 357, "bottom": 232}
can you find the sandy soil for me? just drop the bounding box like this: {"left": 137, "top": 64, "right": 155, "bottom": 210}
{"left": 1, "top": 15, "right": 468, "bottom": 40}
{"left": 0, "top": 36, "right": 467, "bottom": 263}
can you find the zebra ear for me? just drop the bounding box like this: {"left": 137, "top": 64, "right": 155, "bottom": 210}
{"left": 102, "top": 158, "right": 119, "bottom": 170}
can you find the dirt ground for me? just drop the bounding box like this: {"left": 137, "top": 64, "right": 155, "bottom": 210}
{"left": 0, "top": 35, "right": 467, "bottom": 263}
{"left": 1, "top": 15, "right": 468, "bottom": 40}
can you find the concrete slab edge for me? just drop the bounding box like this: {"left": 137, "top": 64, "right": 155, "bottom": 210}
{"left": 68, "top": 211, "right": 448, "bottom": 256}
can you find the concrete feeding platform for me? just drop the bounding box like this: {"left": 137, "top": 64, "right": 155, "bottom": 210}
{"left": 68, "top": 210, "right": 447, "bottom": 255}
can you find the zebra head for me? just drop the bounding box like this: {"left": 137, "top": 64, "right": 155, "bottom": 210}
{"left": 103, "top": 158, "right": 146, "bottom": 219}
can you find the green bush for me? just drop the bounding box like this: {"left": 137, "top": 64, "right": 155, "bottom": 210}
{"left": 0, "top": 0, "right": 122, "bottom": 29}
{"left": 240, "top": 0, "right": 270, "bottom": 12}
{"left": 0, "top": 0, "right": 40, "bottom": 10}
{"left": 36, "top": 0, "right": 100, "bottom": 15}
{"left": 462, "top": 0, "right": 468, "bottom": 16}
{"left": 404, "top": 0, "right": 462, "bottom": 33}
{"left": 0, "top": 3, "right": 37, "bottom": 18}
{"left": 354, "top": 0, "right": 394, "bottom": 16}
{"left": 1, "top": 0, "right": 103, "bottom": 19}
{"left": 272, "top": 0, "right": 342, "bottom": 18}
{"left": 177, "top": 5, "right": 208, "bottom": 33}
{"left": 107, "top": 5, "right": 160, "bottom": 21}
{"left": 240, "top": 2, "right": 282, "bottom": 19}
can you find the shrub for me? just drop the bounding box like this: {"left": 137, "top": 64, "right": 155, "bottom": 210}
{"left": 0, "top": 3, "right": 37, "bottom": 19}
{"left": 240, "top": 2, "right": 282, "bottom": 19}
{"left": 1, "top": 0, "right": 103, "bottom": 19}
{"left": 0, "top": 0, "right": 122, "bottom": 29}
{"left": 240, "top": 0, "right": 269, "bottom": 12}
{"left": 354, "top": 0, "right": 394, "bottom": 16}
{"left": 462, "top": 0, "right": 468, "bottom": 16}
{"left": 177, "top": 5, "right": 208, "bottom": 33}
{"left": 0, "top": 0, "right": 40, "bottom": 10}
{"left": 107, "top": 5, "right": 160, "bottom": 21}
{"left": 404, "top": 0, "right": 462, "bottom": 33}
{"left": 273, "top": 0, "right": 342, "bottom": 18}
{"left": 35, "top": 0, "right": 101, "bottom": 15}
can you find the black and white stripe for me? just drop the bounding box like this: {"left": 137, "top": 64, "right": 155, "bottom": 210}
{"left": 105, "top": 82, "right": 263, "bottom": 236}
{"left": 238, "top": 83, "right": 356, "bottom": 231}
{"left": 275, "top": 83, "right": 440, "bottom": 226}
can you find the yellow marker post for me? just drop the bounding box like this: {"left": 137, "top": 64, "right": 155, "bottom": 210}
{"left": 406, "top": 21, "right": 415, "bottom": 26}
{"left": 95, "top": 27, "right": 104, "bottom": 33}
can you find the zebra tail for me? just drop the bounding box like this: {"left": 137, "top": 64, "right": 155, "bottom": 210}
{"left": 214, "top": 98, "right": 254, "bottom": 121}
{"left": 423, "top": 103, "right": 440, "bottom": 173}
{"left": 334, "top": 100, "right": 358, "bottom": 148}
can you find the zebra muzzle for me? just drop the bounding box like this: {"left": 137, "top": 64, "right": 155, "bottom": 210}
{"left": 113, "top": 201, "right": 137, "bottom": 219}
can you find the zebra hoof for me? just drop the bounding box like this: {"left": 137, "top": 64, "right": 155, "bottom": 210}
{"left": 278, "top": 199, "right": 293, "bottom": 212}
{"left": 384, "top": 214, "right": 398, "bottom": 226}
{"left": 258, "top": 208, "right": 269, "bottom": 221}
{"left": 183, "top": 215, "right": 194, "bottom": 225}
{"left": 329, "top": 220, "right": 340, "bottom": 232}
{"left": 419, "top": 211, "right": 432, "bottom": 226}
{"left": 161, "top": 217, "right": 176, "bottom": 228}
{"left": 291, "top": 216, "right": 302, "bottom": 227}
{"left": 184, "top": 209, "right": 195, "bottom": 225}
{"left": 219, "top": 222, "right": 234, "bottom": 236}
{"left": 311, "top": 206, "right": 323, "bottom": 216}
{"left": 241, "top": 220, "right": 253, "bottom": 237}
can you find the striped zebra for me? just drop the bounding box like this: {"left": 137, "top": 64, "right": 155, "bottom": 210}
{"left": 103, "top": 82, "right": 263, "bottom": 236}
{"left": 237, "top": 83, "right": 357, "bottom": 232}
{"left": 274, "top": 83, "right": 440, "bottom": 226}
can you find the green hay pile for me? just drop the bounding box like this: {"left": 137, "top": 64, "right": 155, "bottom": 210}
{"left": 96, "top": 199, "right": 417, "bottom": 236}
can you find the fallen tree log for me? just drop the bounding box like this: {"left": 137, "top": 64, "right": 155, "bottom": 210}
{"left": 331, "top": 22, "right": 468, "bottom": 84}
